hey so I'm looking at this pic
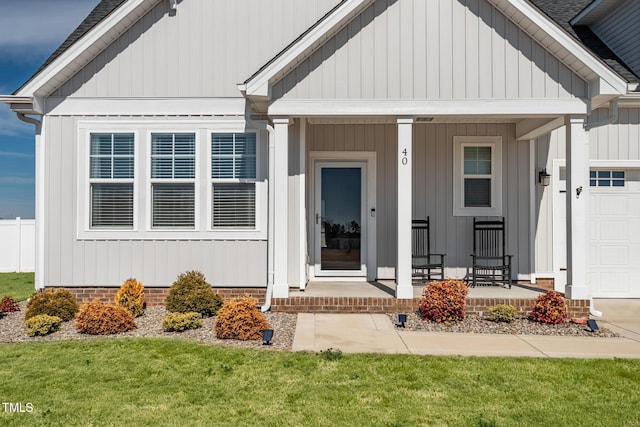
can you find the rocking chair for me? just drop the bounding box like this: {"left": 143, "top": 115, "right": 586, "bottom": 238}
{"left": 412, "top": 218, "right": 445, "bottom": 281}
{"left": 470, "top": 217, "right": 513, "bottom": 288}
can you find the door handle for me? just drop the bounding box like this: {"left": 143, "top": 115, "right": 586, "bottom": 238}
{"left": 316, "top": 213, "right": 320, "bottom": 224}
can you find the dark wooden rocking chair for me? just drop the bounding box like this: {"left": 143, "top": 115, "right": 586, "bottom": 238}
{"left": 412, "top": 218, "right": 445, "bottom": 281}
{"left": 470, "top": 217, "right": 513, "bottom": 288}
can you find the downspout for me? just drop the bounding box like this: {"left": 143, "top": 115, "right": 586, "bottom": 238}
{"left": 243, "top": 105, "right": 275, "bottom": 312}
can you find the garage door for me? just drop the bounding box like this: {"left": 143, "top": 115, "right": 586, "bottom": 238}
{"left": 588, "top": 169, "right": 640, "bottom": 297}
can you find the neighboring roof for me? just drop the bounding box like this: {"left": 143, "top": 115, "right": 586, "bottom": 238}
{"left": 529, "top": 0, "right": 639, "bottom": 83}
{"left": 13, "top": 0, "right": 127, "bottom": 95}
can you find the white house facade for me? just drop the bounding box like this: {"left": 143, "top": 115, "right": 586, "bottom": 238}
{"left": 2, "top": 0, "right": 639, "bottom": 302}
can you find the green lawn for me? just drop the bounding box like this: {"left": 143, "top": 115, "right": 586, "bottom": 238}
{"left": 0, "top": 272, "right": 34, "bottom": 301}
{"left": 1, "top": 339, "right": 638, "bottom": 426}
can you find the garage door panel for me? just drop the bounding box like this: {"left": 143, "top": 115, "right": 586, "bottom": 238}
{"left": 591, "top": 271, "right": 630, "bottom": 295}
{"left": 596, "top": 244, "right": 629, "bottom": 265}
{"left": 597, "top": 195, "right": 628, "bottom": 216}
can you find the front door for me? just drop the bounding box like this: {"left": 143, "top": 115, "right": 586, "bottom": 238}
{"left": 314, "top": 162, "right": 367, "bottom": 277}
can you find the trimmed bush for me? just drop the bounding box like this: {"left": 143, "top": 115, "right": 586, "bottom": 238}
{"left": 0, "top": 296, "right": 20, "bottom": 313}
{"left": 162, "top": 312, "right": 202, "bottom": 332}
{"left": 115, "top": 278, "right": 145, "bottom": 317}
{"left": 165, "top": 271, "right": 223, "bottom": 317}
{"left": 419, "top": 279, "right": 468, "bottom": 323}
{"left": 75, "top": 300, "right": 137, "bottom": 335}
{"left": 487, "top": 304, "right": 517, "bottom": 323}
{"left": 215, "top": 296, "right": 270, "bottom": 340}
{"left": 529, "top": 291, "right": 568, "bottom": 324}
{"left": 25, "top": 289, "right": 79, "bottom": 321}
{"left": 25, "top": 314, "right": 62, "bottom": 337}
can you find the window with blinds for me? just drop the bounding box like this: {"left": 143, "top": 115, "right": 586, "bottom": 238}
{"left": 463, "top": 146, "right": 492, "bottom": 207}
{"left": 89, "top": 133, "right": 134, "bottom": 228}
{"left": 211, "top": 133, "right": 257, "bottom": 228}
{"left": 151, "top": 133, "right": 196, "bottom": 228}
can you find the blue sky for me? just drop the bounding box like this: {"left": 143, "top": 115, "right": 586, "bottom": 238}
{"left": 0, "top": 0, "right": 101, "bottom": 219}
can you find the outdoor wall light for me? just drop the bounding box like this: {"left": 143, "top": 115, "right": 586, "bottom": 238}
{"left": 262, "top": 329, "right": 274, "bottom": 345}
{"left": 398, "top": 314, "right": 407, "bottom": 328}
{"left": 538, "top": 169, "right": 551, "bottom": 186}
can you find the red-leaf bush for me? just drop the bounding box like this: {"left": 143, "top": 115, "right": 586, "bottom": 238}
{"left": 419, "top": 280, "right": 468, "bottom": 323}
{"left": 215, "top": 296, "right": 270, "bottom": 340}
{"left": 529, "top": 291, "right": 568, "bottom": 324}
{"left": 0, "top": 296, "right": 20, "bottom": 313}
{"left": 75, "top": 300, "right": 137, "bottom": 335}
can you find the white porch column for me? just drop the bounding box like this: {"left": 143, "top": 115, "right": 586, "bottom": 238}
{"left": 272, "top": 117, "right": 291, "bottom": 298}
{"left": 396, "top": 117, "right": 414, "bottom": 299}
{"left": 565, "top": 116, "right": 589, "bottom": 299}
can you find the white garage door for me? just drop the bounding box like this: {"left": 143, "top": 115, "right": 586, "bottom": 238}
{"left": 588, "top": 169, "right": 640, "bottom": 298}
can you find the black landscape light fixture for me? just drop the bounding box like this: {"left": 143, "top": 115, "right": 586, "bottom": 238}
{"left": 586, "top": 319, "right": 599, "bottom": 333}
{"left": 262, "top": 329, "right": 274, "bottom": 345}
{"left": 538, "top": 169, "right": 551, "bottom": 186}
{"left": 398, "top": 314, "right": 407, "bottom": 328}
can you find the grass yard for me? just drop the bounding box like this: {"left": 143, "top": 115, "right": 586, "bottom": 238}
{"left": 1, "top": 339, "right": 638, "bottom": 426}
{"left": 0, "top": 272, "right": 34, "bottom": 301}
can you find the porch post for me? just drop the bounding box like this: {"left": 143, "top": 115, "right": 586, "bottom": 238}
{"left": 396, "top": 117, "right": 414, "bottom": 299}
{"left": 272, "top": 117, "right": 291, "bottom": 298}
{"left": 565, "top": 115, "right": 589, "bottom": 299}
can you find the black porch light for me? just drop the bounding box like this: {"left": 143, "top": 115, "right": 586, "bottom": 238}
{"left": 262, "top": 329, "right": 274, "bottom": 345}
{"left": 398, "top": 314, "right": 407, "bottom": 328}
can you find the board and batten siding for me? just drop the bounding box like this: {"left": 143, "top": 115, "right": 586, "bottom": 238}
{"left": 591, "top": 0, "right": 640, "bottom": 77}
{"left": 43, "top": 115, "right": 267, "bottom": 288}
{"left": 533, "top": 107, "right": 640, "bottom": 274}
{"left": 272, "top": 0, "right": 588, "bottom": 101}
{"left": 53, "top": 0, "right": 341, "bottom": 98}
{"left": 307, "top": 122, "right": 531, "bottom": 279}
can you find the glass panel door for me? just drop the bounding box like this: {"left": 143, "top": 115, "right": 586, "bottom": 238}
{"left": 315, "top": 165, "right": 364, "bottom": 274}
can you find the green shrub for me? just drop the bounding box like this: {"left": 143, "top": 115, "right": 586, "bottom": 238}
{"left": 165, "top": 271, "right": 223, "bottom": 317}
{"left": 0, "top": 295, "right": 20, "bottom": 313}
{"left": 162, "top": 312, "right": 202, "bottom": 332}
{"left": 319, "top": 348, "right": 343, "bottom": 361}
{"left": 214, "top": 296, "right": 270, "bottom": 340}
{"left": 115, "top": 278, "right": 145, "bottom": 317}
{"left": 25, "top": 289, "right": 79, "bottom": 321}
{"left": 486, "top": 304, "right": 517, "bottom": 323}
{"left": 75, "top": 300, "right": 137, "bottom": 335}
{"left": 419, "top": 280, "right": 468, "bottom": 323}
{"left": 25, "top": 314, "right": 62, "bottom": 337}
{"left": 529, "top": 291, "right": 568, "bottom": 324}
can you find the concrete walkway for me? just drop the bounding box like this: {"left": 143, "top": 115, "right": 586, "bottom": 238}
{"left": 291, "top": 299, "right": 640, "bottom": 358}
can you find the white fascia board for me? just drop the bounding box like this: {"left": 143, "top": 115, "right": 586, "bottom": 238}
{"left": 516, "top": 117, "right": 564, "bottom": 141}
{"left": 244, "top": 0, "right": 373, "bottom": 98}
{"left": 268, "top": 99, "right": 589, "bottom": 117}
{"left": 45, "top": 97, "right": 247, "bottom": 116}
{"left": 15, "top": 0, "right": 152, "bottom": 98}
{"left": 494, "top": 0, "right": 627, "bottom": 95}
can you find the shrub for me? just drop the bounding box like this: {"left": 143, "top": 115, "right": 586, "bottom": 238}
{"left": 486, "top": 304, "right": 517, "bottom": 323}
{"left": 75, "top": 300, "right": 137, "bottom": 335}
{"left": 115, "top": 278, "right": 145, "bottom": 317}
{"left": 529, "top": 291, "right": 568, "bottom": 324}
{"left": 25, "top": 289, "right": 79, "bottom": 321}
{"left": 215, "top": 296, "right": 270, "bottom": 340}
{"left": 162, "top": 312, "right": 202, "bottom": 332}
{"left": 25, "top": 314, "right": 62, "bottom": 337}
{"left": 165, "top": 271, "right": 223, "bottom": 317}
{"left": 0, "top": 296, "right": 20, "bottom": 313}
{"left": 419, "top": 279, "right": 468, "bottom": 323}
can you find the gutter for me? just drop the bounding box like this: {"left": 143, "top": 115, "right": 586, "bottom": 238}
{"left": 243, "top": 104, "right": 275, "bottom": 313}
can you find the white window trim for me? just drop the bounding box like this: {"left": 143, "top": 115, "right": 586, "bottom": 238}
{"left": 453, "top": 136, "right": 503, "bottom": 217}
{"left": 77, "top": 120, "right": 266, "bottom": 240}
{"left": 207, "top": 130, "right": 264, "bottom": 232}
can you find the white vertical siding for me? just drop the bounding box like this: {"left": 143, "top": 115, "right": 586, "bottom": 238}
{"left": 591, "top": 0, "right": 640, "bottom": 77}
{"left": 272, "top": 0, "right": 588, "bottom": 101}
{"left": 53, "top": 0, "right": 341, "bottom": 98}
{"left": 308, "top": 122, "right": 530, "bottom": 278}
{"left": 43, "top": 115, "right": 267, "bottom": 288}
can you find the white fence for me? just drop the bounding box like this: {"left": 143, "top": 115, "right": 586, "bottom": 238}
{"left": 0, "top": 217, "right": 35, "bottom": 272}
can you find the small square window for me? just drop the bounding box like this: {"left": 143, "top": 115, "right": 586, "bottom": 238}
{"left": 590, "top": 170, "right": 625, "bottom": 187}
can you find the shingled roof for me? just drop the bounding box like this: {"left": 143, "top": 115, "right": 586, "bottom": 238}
{"left": 15, "top": 0, "right": 639, "bottom": 95}
{"left": 528, "top": 0, "right": 638, "bottom": 83}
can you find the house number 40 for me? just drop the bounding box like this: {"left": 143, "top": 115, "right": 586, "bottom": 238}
{"left": 401, "top": 148, "right": 408, "bottom": 165}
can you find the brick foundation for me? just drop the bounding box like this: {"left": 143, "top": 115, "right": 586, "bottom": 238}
{"left": 46, "top": 286, "right": 589, "bottom": 318}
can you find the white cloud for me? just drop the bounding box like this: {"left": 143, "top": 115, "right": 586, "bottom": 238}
{"left": 0, "top": 150, "right": 34, "bottom": 158}
{"left": 0, "top": 176, "right": 35, "bottom": 185}
{"left": 0, "top": 105, "right": 33, "bottom": 137}
{"left": 0, "top": 1, "right": 101, "bottom": 54}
